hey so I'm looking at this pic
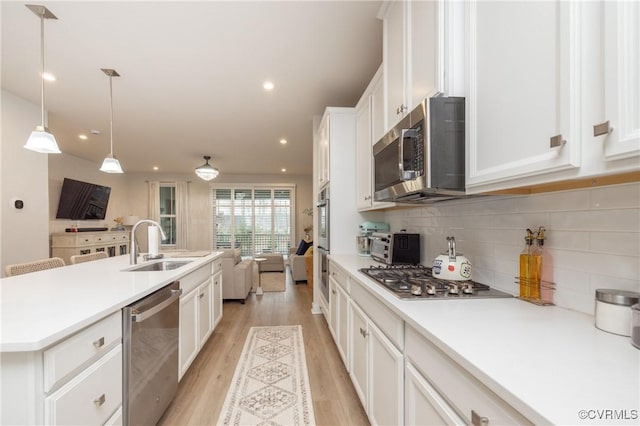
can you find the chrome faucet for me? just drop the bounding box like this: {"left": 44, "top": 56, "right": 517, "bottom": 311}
{"left": 130, "top": 219, "right": 167, "bottom": 264}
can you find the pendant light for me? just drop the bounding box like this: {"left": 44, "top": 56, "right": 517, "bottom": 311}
{"left": 99, "top": 68, "right": 124, "bottom": 173}
{"left": 24, "top": 4, "right": 61, "bottom": 154}
{"left": 195, "top": 156, "right": 219, "bottom": 181}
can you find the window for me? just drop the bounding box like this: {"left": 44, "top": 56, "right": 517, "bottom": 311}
{"left": 159, "top": 184, "right": 176, "bottom": 246}
{"left": 212, "top": 186, "right": 294, "bottom": 256}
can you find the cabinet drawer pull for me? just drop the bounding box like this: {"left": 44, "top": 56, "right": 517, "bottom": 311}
{"left": 593, "top": 120, "right": 613, "bottom": 137}
{"left": 549, "top": 134, "right": 566, "bottom": 148}
{"left": 93, "top": 394, "right": 106, "bottom": 406}
{"left": 471, "top": 410, "right": 489, "bottom": 426}
{"left": 93, "top": 337, "right": 105, "bottom": 348}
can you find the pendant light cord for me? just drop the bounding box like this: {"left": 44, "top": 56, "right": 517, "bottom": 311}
{"left": 109, "top": 75, "right": 114, "bottom": 156}
{"left": 39, "top": 14, "right": 45, "bottom": 128}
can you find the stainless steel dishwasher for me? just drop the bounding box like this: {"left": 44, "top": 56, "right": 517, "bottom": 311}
{"left": 123, "top": 281, "right": 182, "bottom": 426}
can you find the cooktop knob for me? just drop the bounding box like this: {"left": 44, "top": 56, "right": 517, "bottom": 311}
{"left": 425, "top": 284, "right": 437, "bottom": 295}
{"left": 462, "top": 283, "right": 474, "bottom": 294}
{"left": 448, "top": 283, "right": 460, "bottom": 294}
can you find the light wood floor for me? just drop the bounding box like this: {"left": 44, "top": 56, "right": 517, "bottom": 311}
{"left": 159, "top": 268, "right": 370, "bottom": 426}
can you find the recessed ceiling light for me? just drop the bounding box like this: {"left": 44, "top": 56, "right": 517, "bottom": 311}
{"left": 78, "top": 134, "right": 88, "bottom": 140}
{"left": 263, "top": 81, "right": 274, "bottom": 91}
{"left": 281, "top": 168, "right": 286, "bottom": 173}
{"left": 153, "top": 166, "right": 159, "bottom": 171}
{"left": 279, "top": 139, "right": 287, "bottom": 145}
{"left": 42, "top": 72, "right": 56, "bottom": 81}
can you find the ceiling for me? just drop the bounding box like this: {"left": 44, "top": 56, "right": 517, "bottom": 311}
{"left": 1, "top": 1, "right": 382, "bottom": 176}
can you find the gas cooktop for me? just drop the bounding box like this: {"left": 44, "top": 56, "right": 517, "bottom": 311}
{"left": 359, "top": 264, "right": 513, "bottom": 300}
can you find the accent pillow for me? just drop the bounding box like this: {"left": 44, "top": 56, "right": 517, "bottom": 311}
{"left": 295, "top": 239, "right": 312, "bottom": 255}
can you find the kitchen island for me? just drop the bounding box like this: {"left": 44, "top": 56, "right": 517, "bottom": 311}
{"left": 328, "top": 254, "right": 640, "bottom": 425}
{"left": 0, "top": 252, "right": 222, "bottom": 425}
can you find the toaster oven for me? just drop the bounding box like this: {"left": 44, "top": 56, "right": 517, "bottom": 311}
{"left": 370, "top": 232, "right": 420, "bottom": 265}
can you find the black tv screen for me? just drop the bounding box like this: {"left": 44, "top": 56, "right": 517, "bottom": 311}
{"left": 55, "top": 178, "right": 111, "bottom": 220}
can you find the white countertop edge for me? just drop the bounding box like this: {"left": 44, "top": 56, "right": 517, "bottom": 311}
{"left": 0, "top": 252, "right": 222, "bottom": 352}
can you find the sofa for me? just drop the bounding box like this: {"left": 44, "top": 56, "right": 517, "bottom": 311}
{"left": 220, "top": 248, "right": 253, "bottom": 303}
{"left": 288, "top": 247, "right": 309, "bottom": 283}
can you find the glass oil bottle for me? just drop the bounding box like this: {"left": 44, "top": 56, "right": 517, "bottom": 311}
{"left": 519, "top": 228, "right": 541, "bottom": 301}
{"left": 536, "top": 227, "right": 554, "bottom": 304}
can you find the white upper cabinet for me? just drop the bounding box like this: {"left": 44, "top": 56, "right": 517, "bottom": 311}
{"left": 381, "top": 0, "right": 441, "bottom": 132}
{"left": 356, "top": 66, "right": 396, "bottom": 211}
{"left": 465, "top": 1, "right": 639, "bottom": 193}
{"left": 600, "top": 1, "right": 640, "bottom": 163}
{"left": 317, "top": 115, "right": 330, "bottom": 189}
{"left": 465, "top": 1, "right": 581, "bottom": 192}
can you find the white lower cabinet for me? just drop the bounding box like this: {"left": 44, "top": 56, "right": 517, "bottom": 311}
{"left": 328, "top": 277, "right": 349, "bottom": 366}
{"left": 45, "top": 344, "right": 122, "bottom": 425}
{"left": 348, "top": 299, "right": 404, "bottom": 426}
{"left": 368, "top": 320, "right": 404, "bottom": 426}
{"left": 349, "top": 300, "right": 369, "bottom": 409}
{"left": 1, "top": 312, "right": 124, "bottom": 425}
{"left": 198, "top": 280, "right": 213, "bottom": 347}
{"left": 179, "top": 286, "right": 199, "bottom": 379}
{"left": 180, "top": 261, "right": 223, "bottom": 380}
{"left": 212, "top": 270, "right": 223, "bottom": 327}
{"left": 405, "top": 325, "right": 531, "bottom": 425}
{"left": 405, "top": 362, "right": 464, "bottom": 426}
{"left": 328, "top": 261, "right": 350, "bottom": 367}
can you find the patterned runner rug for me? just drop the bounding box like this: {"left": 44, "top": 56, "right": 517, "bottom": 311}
{"left": 217, "top": 325, "right": 316, "bottom": 426}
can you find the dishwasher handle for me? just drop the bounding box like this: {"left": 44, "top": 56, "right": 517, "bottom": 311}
{"left": 131, "top": 288, "right": 182, "bottom": 322}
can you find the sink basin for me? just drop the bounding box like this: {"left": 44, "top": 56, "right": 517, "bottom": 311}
{"left": 125, "top": 260, "right": 193, "bottom": 272}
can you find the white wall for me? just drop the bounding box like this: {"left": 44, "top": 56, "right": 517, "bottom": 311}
{"left": 48, "top": 154, "right": 129, "bottom": 233}
{"left": 115, "top": 172, "right": 313, "bottom": 252}
{"left": 384, "top": 182, "right": 640, "bottom": 315}
{"left": 47, "top": 155, "right": 313, "bottom": 255}
{"left": 1, "top": 90, "right": 50, "bottom": 274}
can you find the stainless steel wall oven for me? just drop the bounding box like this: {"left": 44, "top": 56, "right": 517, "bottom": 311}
{"left": 316, "top": 187, "right": 330, "bottom": 303}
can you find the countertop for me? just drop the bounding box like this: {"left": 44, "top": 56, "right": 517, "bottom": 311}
{"left": 0, "top": 252, "right": 221, "bottom": 352}
{"left": 330, "top": 254, "right": 640, "bottom": 425}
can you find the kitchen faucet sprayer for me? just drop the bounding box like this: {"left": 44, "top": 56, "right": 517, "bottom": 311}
{"left": 130, "top": 219, "right": 166, "bottom": 264}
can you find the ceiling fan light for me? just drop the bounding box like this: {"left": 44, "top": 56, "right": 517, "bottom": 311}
{"left": 24, "top": 126, "right": 61, "bottom": 153}
{"left": 100, "top": 155, "right": 124, "bottom": 173}
{"left": 195, "top": 156, "right": 219, "bottom": 181}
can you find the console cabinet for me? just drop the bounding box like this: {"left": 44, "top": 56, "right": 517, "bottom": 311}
{"left": 51, "top": 231, "right": 129, "bottom": 264}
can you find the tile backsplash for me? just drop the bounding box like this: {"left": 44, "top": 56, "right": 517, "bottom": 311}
{"left": 384, "top": 182, "right": 640, "bottom": 315}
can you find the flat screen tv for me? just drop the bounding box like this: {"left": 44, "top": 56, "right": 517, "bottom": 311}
{"left": 55, "top": 178, "right": 111, "bottom": 220}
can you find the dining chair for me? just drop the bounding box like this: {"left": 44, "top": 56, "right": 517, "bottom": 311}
{"left": 70, "top": 251, "right": 109, "bottom": 265}
{"left": 5, "top": 257, "right": 66, "bottom": 277}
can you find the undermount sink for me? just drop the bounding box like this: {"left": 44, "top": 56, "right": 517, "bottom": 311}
{"left": 125, "top": 260, "right": 193, "bottom": 272}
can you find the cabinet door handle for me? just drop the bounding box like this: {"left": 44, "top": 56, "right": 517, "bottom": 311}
{"left": 593, "top": 120, "right": 613, "bottom": 137}
{"left": 471, "top": 410, "right": 489, "bottom": 426}
{"left": 93, "top": 337, "right": 105, "bottom": 348}
{"left": 93, "top": 394, "right": 106, "bottom": 406}
{"left": 360, "top": 327, "right": 368, "bottom": 338}
{"left": 199, "top": 292, "right": 205, "bottom": 299}
{"left": 549, "top": 134, "right": 566, "bottom": 148}
{"left": 332, "top": 289, "right": 337, "bottom": 295}
{"left": 214, "top": 280, "right": 219, "bottom": 286}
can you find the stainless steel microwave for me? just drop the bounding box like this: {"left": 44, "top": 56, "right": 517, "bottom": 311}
{"left": 373, "top": 96, "right": 466, "bottom": 203}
